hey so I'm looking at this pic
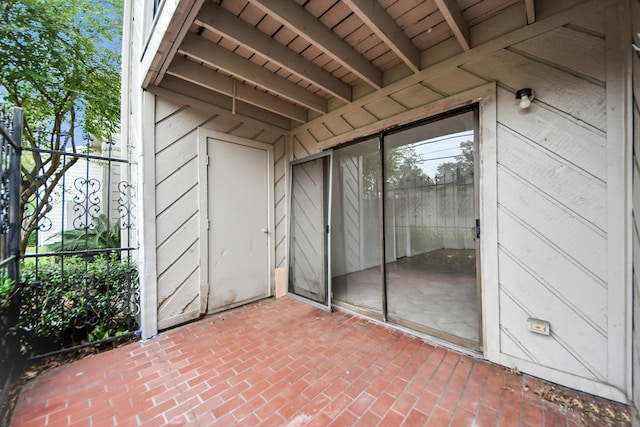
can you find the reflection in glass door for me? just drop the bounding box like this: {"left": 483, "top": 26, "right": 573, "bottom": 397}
{"left": 330, "top": 138, "right": 383, "bottom": 317}
{"left": 384, "top": 108, "right": 480, "bottom": 348}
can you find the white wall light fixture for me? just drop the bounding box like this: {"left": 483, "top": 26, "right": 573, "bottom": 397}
{"left": 516, "top": 88, "right": 534, "bottom": 109}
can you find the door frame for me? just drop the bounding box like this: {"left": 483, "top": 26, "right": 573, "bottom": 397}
{"left": 197, "top": 128, "right": 275, "bottom": 314}
{"left": 287, "top": 150, "right": 333, "bottom": 312}
{"left": 286, "top": 83, "right": 498, "bottom": 356}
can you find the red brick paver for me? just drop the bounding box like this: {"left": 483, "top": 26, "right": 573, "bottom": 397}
{"left": 9, "top": 297, "right": 630, "bottom": 426}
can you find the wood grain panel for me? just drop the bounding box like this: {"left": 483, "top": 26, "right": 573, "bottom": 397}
{"left": 274, "top": 138, "right": 287, "bottom": 268}
{"left": 499, "top": 288, "right": 603, "bottom": 380}
{"left": 390, "top": 83, "right": 443, "bottom": 109}
{"left": 155, "top": 107, "right": 215, "bottom": 153}
{"left": 156, "top": 188, "right": 199, "bottom": 245}
{"left": 156, "top": 214, "right": 199, "bottom": 275}
{"left": 512, "top": 27, "right": 605, "bottom": 82}
{"left": 497, "top": 208, "right": 607, "bottom": 331}
{"left": 498, "top": 167, "right": 606, "bottom": 281}
{"left": 632, "top": 2, "right": 640, "bottom": 406}
{"left": 463, "top": 49, "right": 606, "bottom": 131}
{"left": 497, "top": 126, "right": 606, "bottom": 231}
{"left": 499, "top": 251, "right": 607, "bottom": 379}
{"left": 292, "top": 133, "right": 318, "bottom": 160}
{"left": 156, "top": 98, "right": 187, "bottom": 123}
{"left": 324, "top": 115, "right": 355, "bottom": 136}
{"left": 157, "top": 256, "right": 200, "bottom": 325}
{"left": 155, "top": 157, "right": 198, "bottom": 214}
{"left": 341, "top": 108, "right": 378, "bottom": 129}
{"left": 362, "top": 96, "right": 407, "bottom": 120}
{"left": 496, "top": 87, "right": 606, "bottom": 180}
{"left": 157, "top": 242, "right": 199, "bottom": 306}
{"left": 307, "top": 122, "right": 334, "bottom": 142}
{"left": 200, "top": 115, "right": 243, "bottom": 134}
{"left": 155, "top": 132, "right": 198, "bottom": 183}
{"left": 422, "top": 67, "right": 487, "bottom": 95}
{"left": 568, "top": 9, "right": 605, "bottom": 35}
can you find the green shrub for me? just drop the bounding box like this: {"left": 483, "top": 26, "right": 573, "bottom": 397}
{"left": 18, "top": 254, "right": 138, "bottom": 353}
{"left": 46, "top": 214, "right": 121, "bottom": 252}
{"left": 0, "top": 274, "right": 15, "bottom": 308}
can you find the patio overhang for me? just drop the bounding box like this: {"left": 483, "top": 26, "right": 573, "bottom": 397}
{"left": 139, "top": 0, "right": 544, "bottom": 132}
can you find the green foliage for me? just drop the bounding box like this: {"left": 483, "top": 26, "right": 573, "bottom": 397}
{"left": 0, "top": 0, "right": 123, "bottom": 253}
{"left": 385, "top": 146, "right": 431, "bottom": 190}
{"left": 0, "top": 274, "right": 15, "bottom": 308}
{"left": 436, "top": 139, "right": 474, "bottom": 177}
{"left": 47, "top": 214, "right": 121, "bottom": 252}
{"left": 0, "top": 0, "right": 122, "bottom": 139}
{"left": 18, "top": 254, "right": 138, "bottom": 353}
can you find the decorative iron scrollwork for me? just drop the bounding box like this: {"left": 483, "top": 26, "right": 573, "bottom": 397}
{"left": 72, "top": 177, "right": 102, "bottom": 230}
{"left": 117, "top": 181, "right": 136, "bottom": 230}
{"left": 21, "top": 185, "right": 53, "bottom": 233}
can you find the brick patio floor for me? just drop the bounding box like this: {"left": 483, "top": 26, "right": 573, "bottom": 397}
{"left": 9, "top": 297, "right": 631, "bottom": 426}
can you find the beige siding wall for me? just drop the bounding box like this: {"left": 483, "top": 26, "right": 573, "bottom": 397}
{"left": 290, "top": 3, "right": 627, "bottom": 400}
{"left": 632, "top": 0, "right": 640, "bottom": 414}
{"left": 153, "top": 97, "right": 287, "bottom": 329}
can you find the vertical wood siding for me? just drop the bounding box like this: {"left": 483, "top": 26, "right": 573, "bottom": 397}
{"left": 290, "top": 6, "right": 623, "bottom": 397}
{"left": 631, "top": 0, "right": 640, "bottom": 413}
{"left": 154, "top": 99, "right": 286, "bottom": 329}
{"left": 274, "top": 137, "right": 287, "bottom": 268}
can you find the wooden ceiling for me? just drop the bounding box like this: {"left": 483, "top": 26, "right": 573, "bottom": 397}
{"left": 153, "top": 0, "right": 537, "bottom": 128}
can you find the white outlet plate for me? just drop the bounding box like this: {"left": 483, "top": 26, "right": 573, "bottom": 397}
{"left": 527, "top": 317, "right": 550, "bottom": 336}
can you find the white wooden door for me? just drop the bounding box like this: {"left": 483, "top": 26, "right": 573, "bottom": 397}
{"left": 207, "top": 138, "right": 270, "bottom": 312}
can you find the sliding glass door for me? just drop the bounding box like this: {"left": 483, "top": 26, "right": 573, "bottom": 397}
{"left": 330, "top": 138, "right": 383, "bottom": 317}
{"left": 289, "top": 106, "right": 480, "bottom": 349}
{"left": 383, "top": 108, "right": 480, "bottom": 348}
{"left": 289, "top": 154, "right": 332, "bottom": 310}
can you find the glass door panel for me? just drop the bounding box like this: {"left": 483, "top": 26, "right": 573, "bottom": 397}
{"left": 330, "top": 138, "right": 383, "bottom": 317}
{"left": 383, "top": 108, "right": 480, "bottom": 347}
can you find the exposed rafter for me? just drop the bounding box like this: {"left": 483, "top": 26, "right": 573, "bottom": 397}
{"left": 525, "top": 0, "right": 536, "bottom": 24}
{"left": 195, "top": 1, "right": 352, "bottom": 103}
{"left": 246, "top": 0, "right": 384, "bottom": 89}
{"left": 166, "top": 57, "right": 307, "bottom": 123}
{"left": 154, "top": 76, "right": 292, "bottom": 131}
{"left": 434, "top": 0, "right": 471, "bottom": 51}
{"left": 342, "top": 0, "right": 421, "bottom": 73}
{"left": 179, "top": 33, "right": 328, "bottom": 114}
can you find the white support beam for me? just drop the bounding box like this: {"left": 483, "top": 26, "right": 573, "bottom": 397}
{"left": 154, "top": 75, "right": 292, "bottom": 131}
{"left": 195, "top": 1, "right": 352, "bottom": 103}
{"left": 343, "top": 0, "right": 421, "bottom": 73}
{"left": 434, "top": 0, "right": 471, "bottom": 51}
{"left": 167, "top": 57, "right": 308, "bottom": 123}
{"left": 525, "top": 0, "right": 536, "bottom": 24}
{"left": 247, "top": 0, "right": 383, "bottom": 89}
{"left": 179, "top": 32, "right": 327, "bottom": 114}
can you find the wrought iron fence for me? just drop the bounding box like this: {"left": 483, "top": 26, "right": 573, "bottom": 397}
{"left": 19, "top": 133, "right": 140, "bottom": 358}
{"left": 0, "top": 107, "right": 22, "bottom": 405}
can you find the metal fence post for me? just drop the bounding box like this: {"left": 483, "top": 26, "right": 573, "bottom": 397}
{"left": 7, "top": 108, "right": 22, "bottom": 325}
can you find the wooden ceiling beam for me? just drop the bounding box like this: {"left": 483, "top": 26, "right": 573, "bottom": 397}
{"left": 525, "top": 0, "right": 536, "bottom": 24}
{"left": 342, "top": 0, "right": 421, "bottom": 73}
{"left": 179, "top": 32, "right": 327, "bottom": 114}
{"left": 152, "top": 76, "right": 292, "bottom": 132}
{"left": 166, "top": 57, "right": 308, "bottom": 123}
{"left": 195, "top": 1, "right": 352, "bottom": 103}
{"left": 434, "top": 0, "right": 471, "bottom": 51}
{"left": 247, "top": 0, "right": 383, "bottom": 89}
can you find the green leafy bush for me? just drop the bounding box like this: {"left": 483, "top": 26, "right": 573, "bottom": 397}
{"left": 18, "top": 254, "right": 138, "bottom": 353}
{"left": 46, "top": 214, "right": 121, "bottom": 252}
{"left": 0, "top": 274, "right": 15, "bottom": 308}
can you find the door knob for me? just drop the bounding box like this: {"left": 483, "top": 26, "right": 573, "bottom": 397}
{"left": 261, "top": 228, "right": 269, "bottom": 234}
